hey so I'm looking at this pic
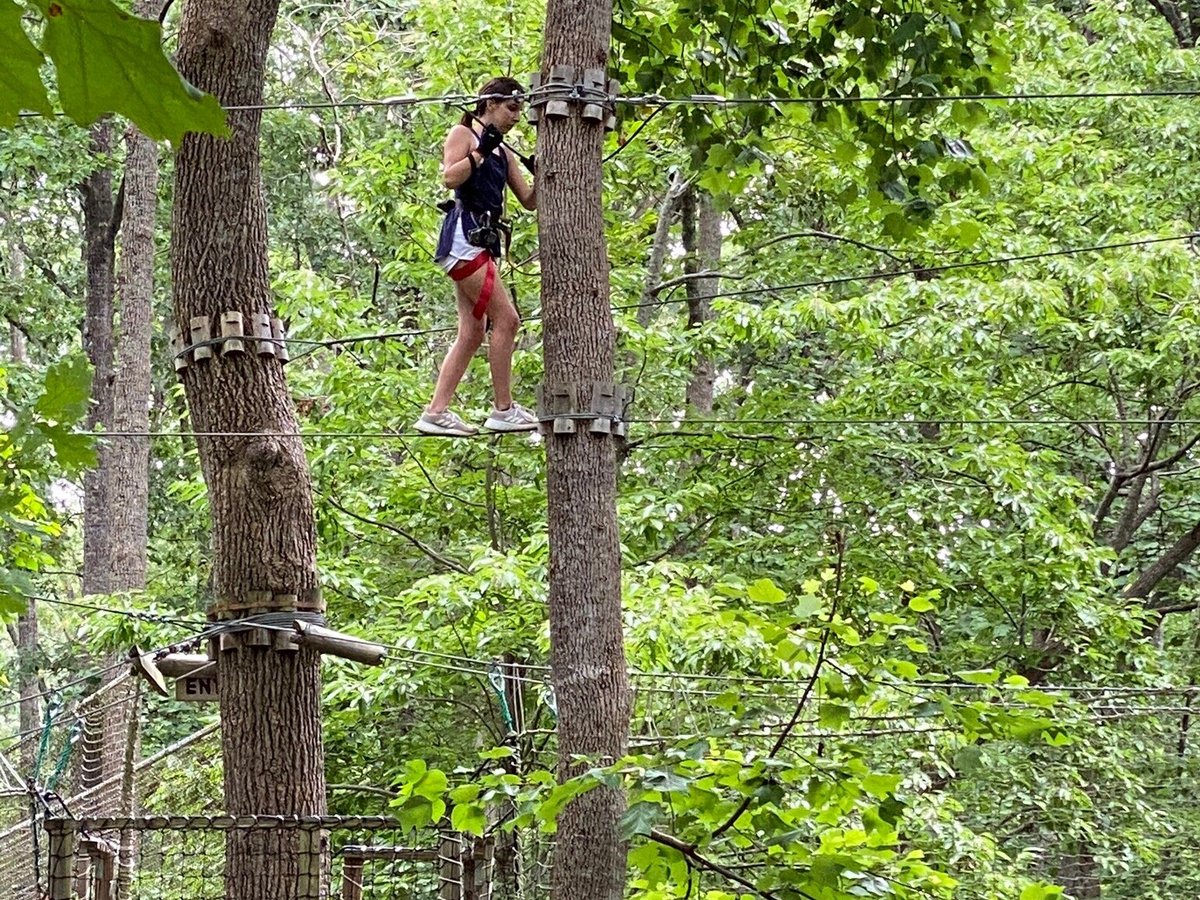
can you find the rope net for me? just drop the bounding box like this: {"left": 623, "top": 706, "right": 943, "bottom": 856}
{"left": 0, "top": 672, "right": 223, "bottom": 900}
{"left": 43, "top": 817, "right": 497, "bottom": 900}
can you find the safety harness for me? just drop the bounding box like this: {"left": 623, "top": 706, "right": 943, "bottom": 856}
{"left": 450, "top": 251, "right": 498, "bottom": 320}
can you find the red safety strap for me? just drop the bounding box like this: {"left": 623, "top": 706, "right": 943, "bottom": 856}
{"left": 449, "top": 252, "right": 496, "bottom": 320}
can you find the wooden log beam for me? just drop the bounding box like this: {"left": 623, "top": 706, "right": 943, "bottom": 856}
{"left": 291, "top": 622, "right": 386, "bottom": 666}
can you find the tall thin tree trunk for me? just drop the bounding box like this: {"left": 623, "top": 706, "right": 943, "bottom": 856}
{"left": 538, "top": 4, "right": 632, "bottom": 899}
{"left": 682, "top": 188, "right": 720, "bottom": 415}
{"left": 80, "top": 121, "right": 117, "bottom": 598}
{"left": 7, "top": 240, "right": 28, "bottom": 362}
{"left": 173, "top": 2, "right": 326, "bottom": 898}
{"left": 16, "top": 604, "right": 39, "bottom": 773}
{"left": 108, "top": 115, "right": 160, "bottom": 594}
{"left": 637, "top": 170, "right": 686, "bottom": 328}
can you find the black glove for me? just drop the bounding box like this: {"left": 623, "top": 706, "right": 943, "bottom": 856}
{"left": 520, "top": 153, "right": 536, "bottom": 176}
{"left": 477, "top": 124, "right": 504, "bottom": 155}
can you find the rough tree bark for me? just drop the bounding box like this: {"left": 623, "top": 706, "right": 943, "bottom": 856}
{"left": 173, "top": 1, "right": 326, "bottom": 898}
{"left": 10, "top": 606, "right": 39, "bottom": 772}
{"left": 79, "top": 121, "right": 117, "bottom": 598}
{"left": 537, "top": 4, "right": 633, "bottom": 899}
{"left": 6, "top": 240, "right": 28, "bottom": 362}
{"left": 681, "top": 188, "right": 720, "bottom": 415}
{"left": 637, "top": 169, "right": 686, "bottom": 328}
{"left": 107, "top": 110, "right": 161, "bottom": 595}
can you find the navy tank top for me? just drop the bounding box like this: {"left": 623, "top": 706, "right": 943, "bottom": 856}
{"left": 457, "top": 138, "right": 507, "bottom": 216}
{"left": 435, "top": 132, "right": 508, "bottom": 261}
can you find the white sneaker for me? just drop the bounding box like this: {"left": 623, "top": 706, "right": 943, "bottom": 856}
{"left": 484, "top": 403, "right": 539, "bottom": 432}
{"left": 414, "top": 409, "right": 478, "bottom": 437}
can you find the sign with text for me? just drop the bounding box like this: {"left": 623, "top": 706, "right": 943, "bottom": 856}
{"left": 175, "top": 674, "right": 219, "bottom": 702}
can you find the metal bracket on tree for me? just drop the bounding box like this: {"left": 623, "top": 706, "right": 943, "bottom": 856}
{"left": 208, "top": 587, "right": 324, "bottom": 654}
{"left": 527, "top": 67, "right": 619, "bottom": 130}
{"left": 536, "top": 381, "right": 628, "bottom": 436}
{"left": 169, "top": 310, "right": 289, "bottom": 371}
{"left": 206, "top": 588, "right": 386, "bottom": 666}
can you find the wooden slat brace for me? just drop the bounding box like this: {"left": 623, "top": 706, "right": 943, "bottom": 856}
{"left": 581, "top": 68, "right": 608, "bottom": 122}
{"left": 536, "top": 381, "right": 628, "bottom": 437}
{"left": 169, "top": 321, "right": 189, "bottom": 372}
{"left": 155, "top": 653, "right": 212, "bottom": 678}
{"left": 220, "top": 311, "right": 245, "bottom": 356}
{"left": 128, "top": 646, "right": 169, "bottom": 698}
{"left": 526, "top": 72, "right": 542, "bottom": 124}
{"left": 253, "top": 312, "right": 276, "bottom": 358}
{"left": 543, "top": 64, "right": 576, "bottom": 118}
{"left": 190, "top": 315, "right": 212, "bottom": 362}
{"left": 271, "top": 316, "right": 290, "bottom": 362}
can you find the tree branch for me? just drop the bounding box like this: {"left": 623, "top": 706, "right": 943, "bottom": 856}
{"left": 1124, "top": 520, "right": 1200, "bottom": 600}
{"left": 1145, "top": 0, "right": 1193, "bottom": 46}
{"left": 711, "top": 540, "right": 844, "bottom": 839}
{"left": 638, "top": 169, "right": 688, "bottom": 326}
{"left": 12, "top": 237, "right": 73, "bottom": 300}
{"left": 736, "top": 229, "right": 906, "bottom": 264}
{"left": 1149, "top": 600, "right": 1200, "bottom": 616}
{"left": 649, "top": 830, "right": 807, "bottom": 900}
{"left": 327, "top": 496, "right": 469, "bottom": 574}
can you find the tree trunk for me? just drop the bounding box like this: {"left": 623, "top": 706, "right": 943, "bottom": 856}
{"left": 7, "top": 240, "right": 28, "bottom": 362}
{"left": 107, "top": 114, "right": 160, "bottom": 593}
{"left": 637, "top": 170, "right": 686, "bottom": 328}
{"left": 681, "top": 188, "right": 720, "bottom": 415}
{"left": 537, "top": 5, "right": 632, "bottom": 900}
{"left": 173, "top": 2, "right": 327, "bottom": 898}
{"left": 16, "top": 603, "right": 39, "bottom": 773}
{"left": 79, "top": 121, "right": 117, "bottom": 597}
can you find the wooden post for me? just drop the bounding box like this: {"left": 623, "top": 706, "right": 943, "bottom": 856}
{"left": 340, "top": 851, "right": 364, "bottom": 900}
{"left": 155, "top": 654, "right": 212, "bottom": 678}
{"left": 439, "top": 835, "right": 462, "bottom": 900}
{"left": 89, "top": 840, "right": 117, "bottom": 900}
{"left": 465, "top": 837, "right": 495, "bottom": 900}
{"left": 46, "top": 818, "right": 78, "bottom": 900}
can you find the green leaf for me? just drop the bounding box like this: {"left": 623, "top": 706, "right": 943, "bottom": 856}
{"left": 644, "top": 768, "right": 691, "bottom": 793}
{"left": 907, "top": 595, "right": 935, "bottom": 613}
{"left": 32, "top": 0, "right": 228, "bottom": 143}
{"left": 412, "top": 767, "right": 448, "bottom": 801}
{"left": 450, "top": 801, "right": 487, "bottom": 835}
{"left": 886, "top": 658, "right": 920, "bottom": 679}
{"left": 1020, "top": 883, "right": 1064, "bottom": 900}
{"left": 618, "top": 800, "right": 662, "bottom": 839}
{"left": 818, "top": 703, "right": 850, "bottom": 728}
{"left": 35, "top": 356, "right": 92, "bottom": 424}
{"left": 0, "top": 568, "right": 32, "bottom": 619}
{"left": 45, "top": 427, "right": 96, "bottom": 473}
{"left": 862, "top": 772, "right": 901, "bottom": 798}
{"left": 0, "top": 0, "right": 51, "bottom": 124}
{"left": 955, "top": 669, "right": 999, "bottom": 685}
{"left": 793, "top": 593, "right": 822, "bottom": 618}
{"left": 747, "top": 578, "right": 787, "bottom": 604}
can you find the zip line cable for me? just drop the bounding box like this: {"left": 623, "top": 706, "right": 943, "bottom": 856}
{"left": 616, "top": 231, "right": 1198, "bottom": 310}
{"left": 169, "top": 229, "right": 1197, "bottom": 366}
{"left": 209, "top": 86, "right": 1200, "bottom": 115}
{"left": 31, "top": 595, "right": 211, "bottom": 629}
{"left": 83, "top": 414, "right": 1200, "bottom": 442}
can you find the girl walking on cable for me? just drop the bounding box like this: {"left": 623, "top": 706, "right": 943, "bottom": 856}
{"left": 415, "top": 76, "right": 538, "bottom": 436}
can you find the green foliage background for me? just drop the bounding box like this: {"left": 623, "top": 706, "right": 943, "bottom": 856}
{"left": 3, "top": 0, "right": 1200, "bottom": 897}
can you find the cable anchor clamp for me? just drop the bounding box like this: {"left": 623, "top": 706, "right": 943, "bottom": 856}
{"left": 535, "top": 381, "right": 628, "bottom": 437}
